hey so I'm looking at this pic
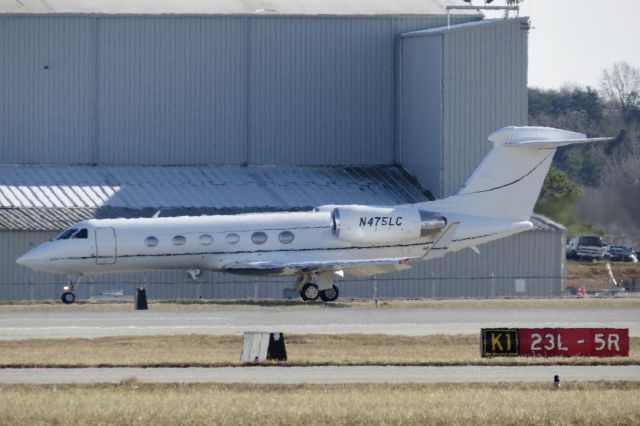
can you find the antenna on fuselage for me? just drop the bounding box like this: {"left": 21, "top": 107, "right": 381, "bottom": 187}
{"left": 152, "top": 210, "right": 162, "bottom": 218}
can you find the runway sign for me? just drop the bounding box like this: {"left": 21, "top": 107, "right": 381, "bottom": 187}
{"left": 481, "top": 329, "right": 519, "bottom": 356}
{"left": 518, "top": 328, "right": 629, "bottom": 357}
{"left": 482, "top": 328, "right": 629, "bottom": 357}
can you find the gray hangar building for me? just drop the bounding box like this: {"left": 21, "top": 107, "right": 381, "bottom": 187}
{"left": 0, "top": 0, "right": 566, "bottom": 301}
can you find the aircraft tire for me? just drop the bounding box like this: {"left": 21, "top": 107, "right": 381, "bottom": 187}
{"left": 300, "top": 283, "right": 319, "bottom": 301}
{"left": 61, "top": 291, "right": 76, "bottom": 304}
{"left": 319, "top": 285, "right": 339, "bottom": 302}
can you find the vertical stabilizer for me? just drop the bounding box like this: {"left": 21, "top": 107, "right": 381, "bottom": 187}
{"left": 424, "top": 127, "right": 608, "bottom": 220}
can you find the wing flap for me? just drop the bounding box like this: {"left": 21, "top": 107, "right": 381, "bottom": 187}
{"left": 222, "top": 257, "right": 416, "bottom": 276}
{"left": 344, "top": 262, "right": 414, "bottom": 277}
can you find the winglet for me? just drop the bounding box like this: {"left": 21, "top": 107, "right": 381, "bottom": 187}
{"left": 421, "top": 222, "right": 460, "bottom": 260}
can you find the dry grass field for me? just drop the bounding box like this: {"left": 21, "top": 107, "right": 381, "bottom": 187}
{"left": 566, "top": 261, "right": 640, "bottom": 291}
{"left": 0, "top": 334, "right": 637, "bottom": 367}
{"left": 0, "top": 382, "right": 639, "bottom": 425}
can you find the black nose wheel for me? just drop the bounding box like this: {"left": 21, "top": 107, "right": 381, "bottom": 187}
{"left": 300, "top": 283, "right": 320, "bottom": 301}
{"left": 319, "top": 285, "right": 339, "bottom": 302}
{"left": 61, "top": 291, "right": 76, "bottom": 304}
{"left": 61, "top": 276, "right": 78, "bottom": 304}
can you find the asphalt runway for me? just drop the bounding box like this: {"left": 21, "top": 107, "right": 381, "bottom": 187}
{"left": 0, "top": 305, "right": 638, "bottom": 340}
{"left": 1, "top": 365, "right": 638, "bottom": 384}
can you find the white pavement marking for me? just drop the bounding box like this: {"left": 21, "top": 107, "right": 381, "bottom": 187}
{"left": 1, "top": 306, "right": 639, "bottom": 340}
{"left": 0, "top": 366, "right": 638, "bottom": 384}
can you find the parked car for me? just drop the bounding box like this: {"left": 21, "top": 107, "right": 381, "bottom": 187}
{"left": 565, "top": 235, "right": 605, "bottom": 261}
{"left": 603, "top": 245, "right": 638, "bottom": 262}
{"left": 595, "top": 287, "right": 627, "bottom": 297}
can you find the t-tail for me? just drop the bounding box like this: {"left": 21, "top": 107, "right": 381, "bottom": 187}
{"left": 425, "top": 126, "right": 609, "bottom": 220}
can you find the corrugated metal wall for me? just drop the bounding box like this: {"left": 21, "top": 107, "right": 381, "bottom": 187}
{"left": 0, "top": 15, "right": 476, "bottom": 166}
{"left": 249, "top": 18, "right": 392, "bottom": 164}
{"left": 98, "top": 17, "right": 249, "bottom": 165}
{"left": 399, "top": 18, "right": 528, "bottom": 197}
{"left": 441, "top": 19, "right": 528, "bottom": 196}
{"left": 398, "top": 35, "right": 443, "bottom": 194}
{"left": 0, "top": 231, "right": 65, "bottom": 300}
{"left": 0, "top": 17, "right": 95, "bottom": 164}
{"left": 2, "top": 229, "right": 563, "bottom": 300}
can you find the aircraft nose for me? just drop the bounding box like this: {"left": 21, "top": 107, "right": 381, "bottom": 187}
{"left": 16, "top": 251, "right": 38, "bottom": 267}
{"left": 16, "top": 246, "right": 51, "bottom": 271}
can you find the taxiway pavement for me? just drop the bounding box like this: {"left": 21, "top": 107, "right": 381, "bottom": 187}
{"left": 1, "top": 304, "right": 638, "bottom": 340}
{"left": 0, "top": 365, "right": 638, "bottom": 384}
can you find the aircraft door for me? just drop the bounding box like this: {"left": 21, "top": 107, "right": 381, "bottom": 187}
{"left": 95, "top": 227, "right": 117, "bottom": 265}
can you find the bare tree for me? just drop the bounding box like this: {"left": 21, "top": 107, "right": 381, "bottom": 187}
{"left": 600, "top": 62, "right": 640, "bottom": 119}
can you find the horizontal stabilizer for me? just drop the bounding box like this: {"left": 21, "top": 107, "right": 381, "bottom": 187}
{"left": 504, "top": 137, "right": 611, "bottom": 148}
{"left": 490, "top": 126, "right": 611, "bottom": 149}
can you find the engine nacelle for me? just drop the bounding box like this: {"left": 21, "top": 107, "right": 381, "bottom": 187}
{"left": 330, "top": 205, "right": 446, "bottom": 244}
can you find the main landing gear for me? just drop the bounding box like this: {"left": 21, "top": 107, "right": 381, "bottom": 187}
{"left": 319, "top": 285, "right": 339, "bottom": 302}
{"left": 296, "top": 272, "right": 340, "bottom": 302}
{"left": 61, "top": 275, "right": 79, "bottom": 304}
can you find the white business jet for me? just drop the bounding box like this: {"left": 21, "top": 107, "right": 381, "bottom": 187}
{"left": 17, "top": 127, "right": 607, "bottom": 304}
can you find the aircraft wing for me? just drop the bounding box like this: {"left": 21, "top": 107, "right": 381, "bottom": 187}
{"left": 420, "top": 222, "right": 460, "bottom": 261}
{"left": 222, "top": 222, "right": 460, "bottom": 276}
{"left": 221, "top": 257, "right": 416, "bottom": 277}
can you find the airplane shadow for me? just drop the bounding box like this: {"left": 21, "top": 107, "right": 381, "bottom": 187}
{"left": 157, "top": 299, "right": 350, "bottom": 308}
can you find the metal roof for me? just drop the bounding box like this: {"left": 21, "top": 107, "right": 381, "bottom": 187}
{"left": 0, "top": 207, "right": 95, "bottom": 231}
{"left": 0, "top": 165, "right": 563, "bottom": 233}
{"left": 401, "top": 17, "right": 529, "bottom": 38}
{"left": 0, "top": 164, "right": 433, "bottom": 230}
{"left": 0, "top": 0, "right": 475, "bottom": 15}
{"left": 530, "top": 214, "right": 566, "bottom": 233}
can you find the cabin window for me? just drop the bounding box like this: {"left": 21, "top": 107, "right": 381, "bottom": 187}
{"left": 144, "top": 236, "right": 159, "bottom": 247}
{"left": 55, "top": 228, "right": 77, "bottom": 240}
{"left": 278, "top": 230, "right": 295, "bottom": 244}
{"left": 172, "top": 235, "right": 186, "bottom": 246}
{"left": 225, "top": 233, "right": 240, "bottom": 244}
{"left": 72, "top": 228, "right": 88, "bottom": 239}
{"left": 251, "top": 231, "right": 268, "bottom": 245}
{"left": 199, "top": 234, "right": 213, "bottom": 246}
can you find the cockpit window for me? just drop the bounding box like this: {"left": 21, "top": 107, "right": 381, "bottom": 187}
{"left": 55, "top": 228, "right": 78, "bottom": 240}
{"left": 72, "top": 228, "right": 88, "bottom": 239}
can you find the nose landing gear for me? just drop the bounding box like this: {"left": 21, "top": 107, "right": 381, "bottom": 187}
{"left": 61, "top": 275, "right": 79, "bottom": 304}
{"left": 61, "top": 289, "right": 76, "bottom": 304}
{"left": 186, "top": 269, "right": 202, "bottom": 281}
